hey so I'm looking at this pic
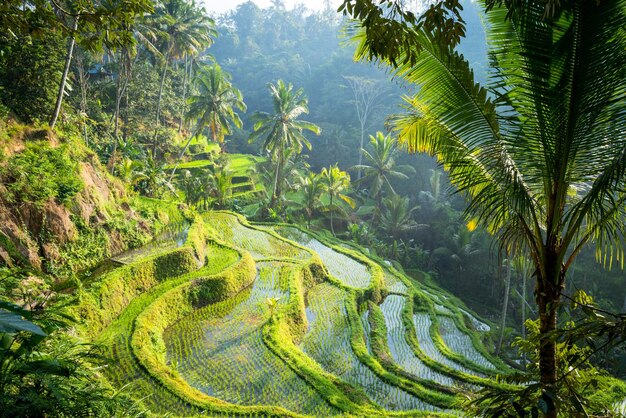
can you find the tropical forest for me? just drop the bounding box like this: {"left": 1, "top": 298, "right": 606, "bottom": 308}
{"left": 1, "top": 0, "right": 626, "bottom": 416}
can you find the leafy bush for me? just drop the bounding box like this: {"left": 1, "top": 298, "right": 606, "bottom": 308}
{"left": 2, "top": 142, "right": 83, "bottom": 207}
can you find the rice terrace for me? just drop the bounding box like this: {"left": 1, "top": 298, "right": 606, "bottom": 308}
{"left": 80, "top": 210, "right": 514, "bottom": 417}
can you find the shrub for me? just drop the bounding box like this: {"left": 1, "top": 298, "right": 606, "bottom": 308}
{"left": 2, "top": 142, "right": 83, "bottom": 207}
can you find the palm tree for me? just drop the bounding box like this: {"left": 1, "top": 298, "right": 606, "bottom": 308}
{"left": 49, "top": 1, "right": 153, "bottom": 129}
{"left": 150, "top": 0, "right": 216, "bottom": 157}
{"left": 49, "top": 16, "right": 78, "bottom": 129}
{"left": 352, "top": 131, "right": 415, "bottom": 207}
{"left": 353, "top": 0, "right": 626, "bottom": 412}
{"left": 378, "top": 194, "right": 419, "bottom": 243}
{"left": 131, "top": 157, "right": 175, "bottom": 198}
{"left": 296, "top": 172, "right": 324, "bottom": 228}
{"left": 320, "top": 164, "right": 355, "bottom": 236}
{"left": 249, "top": 80, "right": 320, "bottom": 209}
{"left": 169, "top": 64, "right": 246, "bottom": 181}
{"left": 210, "top": 167, "right": 234, "bottom": 209}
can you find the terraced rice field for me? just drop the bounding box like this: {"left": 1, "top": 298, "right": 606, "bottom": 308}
{"left": 165, "top": 263, "right": 337, "bottom": 416}
{"left": 438, "top": 317, "right": 496, "bottom": 370}
{"left": 459, "top": 308, "right": 492, "bottom": 332}
{"left": 208, "top": 213, "right": 309, "bottom": 260}
{"left": 303, "top": 284, "right": 437, "bottom": 411}
{"left": 111, "top": 223, "right": 189, "bottom": 264}
{"left": 381, "top": 296, "right": 456, "bottom": 386}
{"left": 412, "top": 312, "right": 481, "bottom": 377}
{"left": 84, "top": 211, "right": 511, "bottom": 417}
{"left": 275, "top": 226, "right": 371, "bottom": 289}
{"left": 384, "top": 271, "right": 409, "bottom": 294}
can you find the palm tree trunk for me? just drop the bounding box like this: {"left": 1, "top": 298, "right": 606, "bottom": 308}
{"left": 357, "top": 121, "right": 365, "bottom": 180}
{"left": 497, "top": 256, "right": 511, "bottom": 354}
{"left": 537, "top": 284, "right": 559, "bottom": 418}
{"left": 536, "top": 252, "right": 564, "bottom": 418}
{"left": 123, "top": 78, "right": 130, "bottom": 141}
{"left": 521, "top": 270, "right": 527, "bottom": 364}
{"left": 114, "top": 55, "right": 123, "bottom": 140}
{"left": 111, "top": 64, "right": 122, "bottom": 174}
{"left": 329, "top": 194, "right": 335, "bottom": 236}
{"left": 75, "top": 54, "right": 88, "bottom": 144}
{"left": 50, "top": 17, "right": 79, "bottom": 129}
{"left": 271, "top": 149, "right": 283, "bottom": 209}
{"left": 153, "top": 50, "right": 170, "bottom": 158}
{"left": 111, "top": 51, "right": 134, "bottom": 174}
{"left": 179, "top": 54, "right": 189, "bottom": 134}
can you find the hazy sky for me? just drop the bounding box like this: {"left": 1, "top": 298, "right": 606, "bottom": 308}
{"left": 201, "top": 0, "right": 342, "bottom": 15}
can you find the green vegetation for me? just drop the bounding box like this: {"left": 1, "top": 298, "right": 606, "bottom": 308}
{"left": 250, "top": 80, "right": 321, "bottom": 211}
{"left": 346, "top": 0, "right": 626, "bottom": 414}
{"left": 1, "top": 140, "right": 82, "bottom": 206}
{"left": 58, "top": 212, "right": 535, "bottom": 416}
{"left": 2, "top": 0, "right": 626, "bottom": 416}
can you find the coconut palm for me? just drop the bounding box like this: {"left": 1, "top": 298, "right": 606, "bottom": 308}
{"left": 188, "top": 64, "right": 245, "bottom": 144}
{"left": 209, "top": 166, "right": 234, "bottom": 209}
{"left": 320, "top": 164, "right": 355, "bottom": 236}
{"left": 169, "top": 64, "right": 246, "bottom": 181}
{"left": 150, "top": 0, "right": 216, "bottom": 157}
{"left": 296, "top": 172, "right": 324, "bottom": 228}
{"left": 352, "top": 131, "right": 415, "bottom": 207}
{"left": 249, "top": 80, "right": 320, "bottom": 209}
{"left": 378, "top": 194, "right": 419, "bottom": 243}
{"left": 353, "top": 0, "right": 626, "bottom": 413}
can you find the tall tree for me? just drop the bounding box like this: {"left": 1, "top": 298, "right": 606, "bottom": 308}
{"left": 296, "top": 172, "right": 323, "bottom": 229}
{"left": 150, "top": 0, "right": 216, "bottom": 157}
{"left": 250, "top": 80, "right": 320, "bottom": 209}
{"left": 352, "top": 131, "right": 415, "bottom": 207}
{"left": 378, "top": 194, "right": 418, "bottom": 243}
{"left": 169, "top": 64, "right": 246, "bottom": 181}
{"left": 50, "top": 16, "right": 78, "bottom": 129}
{"left": 110, "top": 17, "right": 163, "bottom": 173}
{"left": 343, "top": 76, "right": 385, "bottom": 179}
{"left": 321, "top": 164, "right": 355, "bottom": 236}
{"left": 512, "top": 255, "right": 534, "bottom": 344}
{"left": 497, "top": 255, "right": 512, "bottom": 355}
{"left": 45, "top": 0, "right": 153, "bottom": 128}
{"left": 351, "top": 0, "right": 626, "bottom": 414}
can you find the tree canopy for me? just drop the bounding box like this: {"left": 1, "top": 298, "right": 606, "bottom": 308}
{"left": 347, "top": 0, "right": 626, "bottom": 415}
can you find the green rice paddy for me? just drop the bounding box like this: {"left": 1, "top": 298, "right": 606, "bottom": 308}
{"left": 275, "top": 226, "right": 372, "bottom": 289}
{"left": 80, "top": 210, "right": 512, "bottom": 417}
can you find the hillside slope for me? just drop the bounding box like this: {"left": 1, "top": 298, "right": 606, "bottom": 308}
{"left": 80, "top": 210, "right": 520, "bottom": 417}
{"left": 0, "top": 122, "right": 182, "bottom": 278}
